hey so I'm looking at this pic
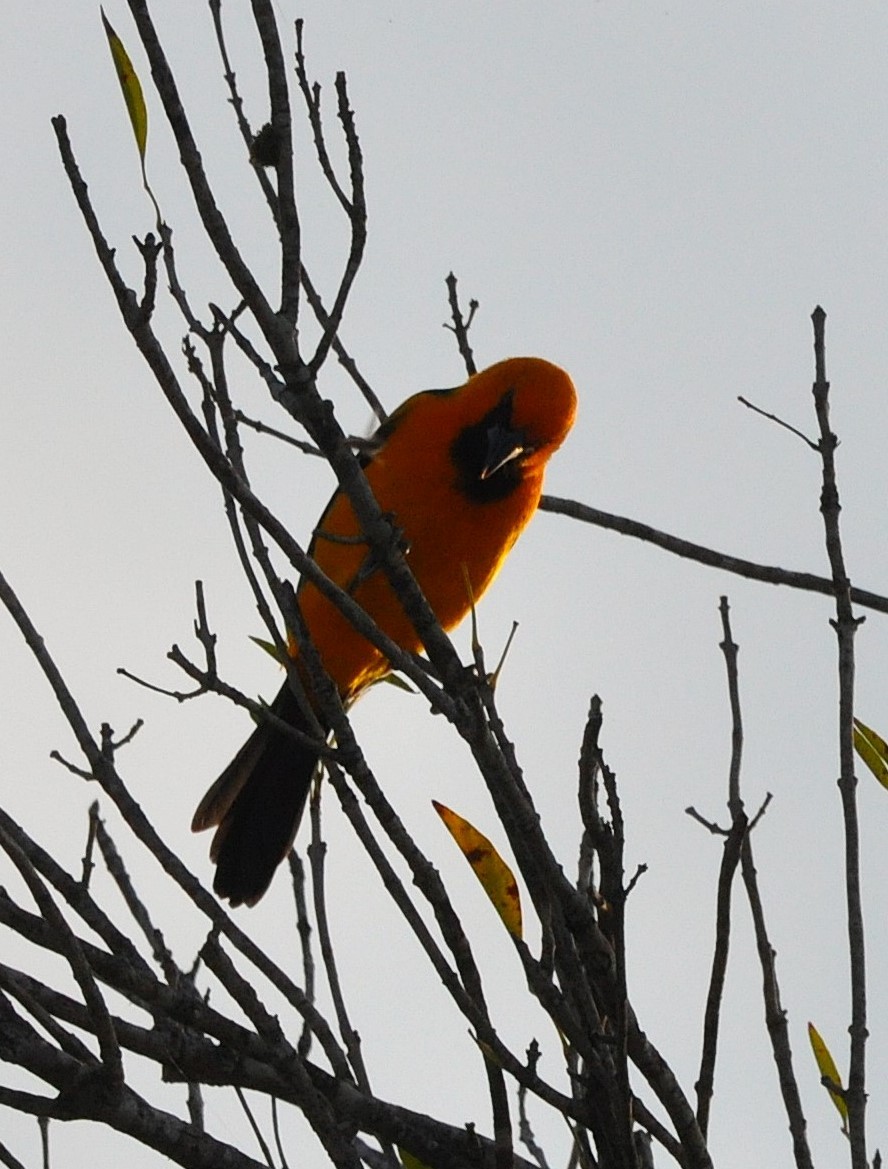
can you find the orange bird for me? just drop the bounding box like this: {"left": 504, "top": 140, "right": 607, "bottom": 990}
{"left": 193, "top": 356, "right": 577, "bottom": 906}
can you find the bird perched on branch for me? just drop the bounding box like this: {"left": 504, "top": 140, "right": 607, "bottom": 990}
{"left": 193, "top": 356, "right": 577, "bottom": 906}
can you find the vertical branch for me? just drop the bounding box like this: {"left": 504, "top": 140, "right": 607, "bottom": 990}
{"left": 578, "top": 700, "right": 633, "bottom": 1151}
{"left": 719, "top": 597, "right": 744, "bottom": 821}
{"left": 693, "top": 598, "right": 747, "bottom": 1139}
{"left": 249, "top": 0, "right": 301, "bottom": 322}
{"left": 810, "top": 306, "right": 867, "bottom": 1168}
{"left": 307, "top": 794, "right": 374, "bottom": 1096}
{"left": 444, "top": 272, "right": 478, "bottom": 376}
{"left": 124, "top": 0, "right": 293, "bottom": 363}
{"left": 38, "top": 1119, "right": 49, "bottom": 1169}
{"left": 307, "top": 72, "right": 367, "bottom": 374}
{"left": 597, "top": 756, "right": 636, "bottom": 1164}
{"left": 740, "top": 826, "right": 815, "bottom": 1169}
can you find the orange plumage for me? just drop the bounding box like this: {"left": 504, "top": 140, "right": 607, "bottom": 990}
{"left": 193, "top": 356, "right": 577, "bottom": 905}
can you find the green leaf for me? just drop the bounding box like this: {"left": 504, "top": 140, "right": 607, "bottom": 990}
{"left": 853, "top": 717, "right": 888, "bottom": 790}
{"left": 249, "top": 636, "right": 288, "bottom": 665}
{"left": 101, "top": 10, "right": 147, "bottom": 161}
{"left": 379, "top": 672, "right": 416, "bottom": 694}
{"left": 399, "top": 1150, "right": 432, "bottom": 1169}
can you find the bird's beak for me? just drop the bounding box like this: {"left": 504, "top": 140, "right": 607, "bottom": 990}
{"left": 479, "top": 422, "right": 527, "bottom": 480}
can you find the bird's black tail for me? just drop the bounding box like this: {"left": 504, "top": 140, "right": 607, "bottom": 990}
{"left": 192, "top": 683, "right": 324, "bottom": 907}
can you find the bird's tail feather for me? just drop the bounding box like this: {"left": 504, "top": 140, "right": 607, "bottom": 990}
{"left": 192, "top": 683, "right": 323, "bottom": 907}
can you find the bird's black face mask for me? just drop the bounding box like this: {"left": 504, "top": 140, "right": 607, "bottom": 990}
{"left": 450, "top": 389, "right": 529, "bottom": 503}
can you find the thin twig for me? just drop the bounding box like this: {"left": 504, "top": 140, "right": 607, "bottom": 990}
{"left": 0, "top": 826, "right": 123, "bottom": 1091}
{"left": 271, "top": 1096, "right": 290, "bottom": 1169}
{"left": 444, "top": 272, "right": 478, "bottom": 376}
{"left": 0, "top": 964, "right": 96, "bottom": 1065}
{"left": 740, "top": 838, "right": 814, "bottom": 1169}
{"left": 234, "top": 1085, "right": 276, "bottom": 1169}
{"left": 196, "top": 325, "right": 292, "bottom": 666}
{"left": 308, "top": 71, "right": 367, "bottom": 374}
{"left": 125, "top": 0, "right": 284, "bottom": 358}
{"left": 299, "top": 267, "right": 386, "bottom": 422}
{"left": 92, "top": 810, "right": 180, "bottom": 985}
{"left": 233, "top": 409, "right": 323, "bottom": 454}
{"left": 294, "top": 21, "right": 350, "bottom": 211}
{"left": 0, "top": 1141, "right": 28, "bottom": 1169}
{"left": 200, "top": 935, "right": 364, "bottom": 1169}
{"left": 307, "top": 796, "right": 372, "bottom": 1095}
{"left": 684, "top": 808, "right": 727, "bottom": 836}
{"left": 288, "top": 852, "right": 316, "bottom": 1060}
{"left": 38, "top": 1119, "right": 49, "bottom": 1169}
{"left": 737, "top": 395, "right": 819, "bottom": 450}
{"left": 80, "top": 804, "right": 99, "bottom": 890}
{"left": 517, "top": 1042, "right": 551, "bottom": 1169}
{"left": 0, "top": 808, "right": 153, "bottom": 981}
{"left": 539, "top": 494, "right": 888, "bottom": 616}
{"left": 249, "top": 0, "right": 301, "bottom": 323}
{"left": 627, "top": 1019, "right": 713, "bottom": 1169}
{"left": 693, "top": 598, "right": 748, "bottom": 1139}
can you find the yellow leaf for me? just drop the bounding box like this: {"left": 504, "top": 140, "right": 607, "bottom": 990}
{"left": 398, "top": 1149, "right": 432, "bottom": 1169}
{"left": 433, "top": 801, "right": 522, "bottom": 939}
{"left": 101, "top": 10, "right": 148, "bottom": 161}
{"left": 853, "top": 717, "right": 888, "bottom": 790}
{"left": 249, "top": 636, "right": 288, "bottom": 665}
{"left": 468, "top": 1030, "right": 503, "bottom": 1067}
{"left": 243, "top": 696, "right": 273, "bottom": 728}
{"left": 807, "top": 1021, "right": 848, "bottom": 1129}
{"left": 379, "top": 672, "right": 416, "bottom": 695}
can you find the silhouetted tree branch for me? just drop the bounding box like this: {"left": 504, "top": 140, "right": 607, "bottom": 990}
{"left": 0, "top": 6, "right": 881, "bottom": 1169}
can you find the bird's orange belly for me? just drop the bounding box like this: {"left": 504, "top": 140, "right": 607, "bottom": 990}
{"left": 294, "top": 493, "right": 531, "bottom": 701}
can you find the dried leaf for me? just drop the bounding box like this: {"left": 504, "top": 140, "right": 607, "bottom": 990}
{"left": 433, "top": 801, "right": 522, "bottom": 938}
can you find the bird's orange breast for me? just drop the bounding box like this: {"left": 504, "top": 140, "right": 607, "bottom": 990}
{"left": 296, "top": 450, "right": 544, "bottom": 698}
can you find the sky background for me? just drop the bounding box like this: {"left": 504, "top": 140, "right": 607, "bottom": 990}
{"left": 2, "top": 2, "right": 888, "bottom": 1166}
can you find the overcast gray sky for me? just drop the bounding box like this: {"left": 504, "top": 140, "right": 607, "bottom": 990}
{"left": 2, "top": 3, "right": 888, "bottom": 1166}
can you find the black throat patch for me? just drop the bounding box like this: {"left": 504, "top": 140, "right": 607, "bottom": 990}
{"left": 450, "top": 390, "right": 526, "bottom": 503}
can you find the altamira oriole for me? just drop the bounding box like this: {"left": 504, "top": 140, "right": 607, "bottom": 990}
{"left": 192, "top": 356, "right": 577, "bottom": 906}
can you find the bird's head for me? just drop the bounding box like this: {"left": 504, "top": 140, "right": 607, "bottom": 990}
{"left": 450, "top": 357, "right": 577, "bottom": 499}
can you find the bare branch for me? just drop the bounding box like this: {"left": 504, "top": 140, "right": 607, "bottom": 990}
{"left": 0, "top": 824, "right": 124, "bottom": 1091}
{"left": 0, "top": 1140, "right": 28, "bottom": 1169}
{"left": 810, "top": 305, "right": 868, "bottom": 1168}
{"left": 693, "top": 598, "right": 749, "bottom": 1140}
{"left": 92, "top": 810, "right": 180, "bottom": 985}
{"left": 444, "top": 271, "right": 478, "bottom": 376}
{"left": 740, "top": 839, "right": 814, "bottom": 1169}
{"left": 124, "top": 0, "right": 286, "bottom": 360}
{"left": 307, "top": 72, "right": 367, "bottom": 375}
{"left": 249, "top": 0, "right": 301, "bottom": 322}
{"left": 737, "top": 395, "right": 819, "bottom": 449}
{"left": 307, "top": 797, "right": 372, "bottom": 1094}
{"left": 540, "top": 494, "right": 888, "bottom": 616}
